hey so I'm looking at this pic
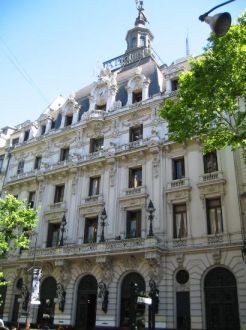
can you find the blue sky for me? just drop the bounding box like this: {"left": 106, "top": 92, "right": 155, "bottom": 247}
{"left": 0, "top": 0, "right": 244, "bottom": 128}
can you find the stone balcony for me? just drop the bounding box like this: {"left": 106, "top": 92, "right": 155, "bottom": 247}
{"left": 20, "top": 236, "right": 159, "bottom": 261}
{"left": 8, "top": 169, "right": 40, "bottom": 182}
{"left": 124, "top": 185, "right": 146, "bottom": 196}
{"left": 115, "top": 138, "right": 149, "bottom": 153}
{"left": 166, "top": 178, "right": 191, "bottom": 203}
{"left": 167, "top": 177, "right": 190, "bottom": 190}
{"left": 199, "top": 171, "right": 225, "bottom": 183}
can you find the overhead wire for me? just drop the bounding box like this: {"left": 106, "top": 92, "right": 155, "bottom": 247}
{"left": 0, "top": 36, "right": 49, "bottom": 105}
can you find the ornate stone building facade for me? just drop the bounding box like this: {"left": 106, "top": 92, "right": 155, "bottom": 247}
{"left": 0, "top": 3, "right": 246, "bottom": 330}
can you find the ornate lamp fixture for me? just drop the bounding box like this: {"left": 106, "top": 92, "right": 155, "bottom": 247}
{"left": 199, "top": 0, "right": 235, "bottom": 37}
{"left": 59, "top": 215, "right": 67, "bottom": 246}
{"left": 100, "top": 208, "right": 107, "bottom": 243}
{"left": 147, "top": 200, "right": 155, "bottom": 237}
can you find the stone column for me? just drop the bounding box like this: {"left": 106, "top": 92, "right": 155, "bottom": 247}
{"left": 142, "top": 79, "right": 150, "bottom": 100}
{"left": 60, "top": 114, "right": 66, "bottom": 128}
{"left": 126, "top": 86, "right": 133, "bottom": 106}
{"left": 72, "top": 110, "right": 79, "bottom": 124}
{"left": 107, "top": 86, "right": 117, "bottom": 111}
{"left": 166, "top": 79, "right": 172, "bottom": 94}
{"left": 45, "top": 118, "right": 52, "bottom": 133}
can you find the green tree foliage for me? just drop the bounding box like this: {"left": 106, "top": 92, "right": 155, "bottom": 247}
{"left": 160, "top": 12, "right": 246, "bottom": 153}
{"left": 0, "top": 194, "right": 37, "bottom": 256}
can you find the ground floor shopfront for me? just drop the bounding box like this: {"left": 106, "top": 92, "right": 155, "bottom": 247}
{"left": 1, "top": 249, "right": 246, "bottom": 330}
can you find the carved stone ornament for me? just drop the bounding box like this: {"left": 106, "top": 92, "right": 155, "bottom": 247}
{"left": 212, "top": 249, "right": 221, "bottom": 264}
{"left": 145, "top": 252, "right": 161, "bottom": 283}
{"left": 80, "top": 259, "right": 93, "bottom": 273}
{"left": 176, "top": 253, "right": 184, "bottom": 267}
{"left": 98, "top": 281, "right": 109, "bottom": 314}
{"left": 123, "top": 255, "right": 140, "bottom": 270}
{"left": 56, "top": 282, "right": 66, "bottom": 312}
{"left": 96, "top": 256, "right": 113, "bottom": 284}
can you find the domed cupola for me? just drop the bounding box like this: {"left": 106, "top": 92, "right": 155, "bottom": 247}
{"left": 125, "top": 1, "right": 154, "bottom": 52}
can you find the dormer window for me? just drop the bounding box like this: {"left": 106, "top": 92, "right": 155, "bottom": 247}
{"left": 132, "top": 90, "right": 142, "bottom": 103}
{"left": 95, "top": 104, "right": 106, "bottom": 111}
{"left": 12, "top": 137, "right": 19, "bottom": 146}
{"left": 140, "top": 36, "right": 145, "bottom": 47}
{"left": 171, "top": 79, "right": 178, "bottom": 91}
{"left": 23, "top": 130, "right": 30, "bottom": 141}
{"left": 65, "top": 114, "right": 73, "bottom": 127}
{"left": 41, "top": 125, "right": 46, "bottom": 135}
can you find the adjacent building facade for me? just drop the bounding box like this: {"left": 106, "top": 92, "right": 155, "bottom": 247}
{"left": 0, "top": 3, "right": 246, "bottom": 330}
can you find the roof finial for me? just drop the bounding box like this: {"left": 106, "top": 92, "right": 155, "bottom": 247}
{"left": 135, "top": 1, "right": 148, "bottom": 26}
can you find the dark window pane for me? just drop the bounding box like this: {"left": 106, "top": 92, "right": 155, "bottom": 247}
{"left": 129, "top": 125, "right": 143, "bottom": 142}
{"left": 126, "top": 210, "right": 141, "bottom": 238}
{"left": 90, "top": 137, "right": 104, "bottom": 153}
{"left": 206, "top": 198, "right": 223, "bottom": 234}
{"left": 132, "top": 91, "right": 142, "bottom": 103}
{"left": 47, "top": 223, "right": 60, "bottom": 247}
{"left": 173, "top": 204, "right": 187, "bottom": 238}
{"left": 84, "top": 217, "right": 98, "bottom": 243}
{"left": 129, "top": 167, "right": 142, "bottom": 188}
{"left": 54, "top": 185, "right": 65, "bottom": 203}
{"left": 34, "top": 156, "right": 42, "bottom": 170}
{"left": 204, "top": 151, "right": 218, "bottom": 173}
{"left": 172, "top": 158, "right": 185, "bottom": 179}
{"left": 89, "top": 177, "right": 100, "bottom": 196}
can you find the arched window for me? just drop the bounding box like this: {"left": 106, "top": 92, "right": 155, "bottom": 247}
{"left": 37, "top": 277, "right": 57, "bottom": 328}
{"left": 75, "top": 275, "right": 98, "bottom": 330}
{"left": 204, "top": 267, "right": 240, "bottom": 330}
{"left": 120, "top": 272, "right": 145, "bottom": 328}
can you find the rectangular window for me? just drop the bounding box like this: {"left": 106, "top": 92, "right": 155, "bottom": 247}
{"left": 41, "top": 125, "right": 46, "bottom": 135}
{"left": 60, "top": 147, "right": 69, "bottom": 161}
{"left": 129, "top": 167, "right": 142, "bottom": 188}
{"left": 12, "top": 137, "right": 19, "bottom": 146}
{"left": 126, "top": 210, "right": 141, "bottom": 238}
{"left": 34, "top": 156, "right": 42, "bottom": 170}
{"left": 89, "top": 176, "right": 100, "bottom": 196}
{"left": 90, "top": 137, "right": 104, "bottom": 153}
{"left": 51, "top": 120, "right": 56, "bottom": 129}
{"left": 47, "top": 223, "right": 60, "bottom": 247}
{"left": 203, "top": 151, "right": 218, "bottom": 173}
{"left": 129, "top": 125, "right": 143, "bottom": 142}
{"left": 28, "top": 191, "right": 36, "bottom": 208}
{"left": 173, "top": 204, "right": 187, "bottom": 239}
{"left": 172, "top": 157, "right": 185, "bottom": 180}
{"left": 23, "top": 130, "right": 30, "bottom": 141}
{"left": 84, "top": 217, "right": 98, "bottom": 243}
{"left": 0, "top": 155, "right": 4, "bottom": 171}
{"left": 54, "top": 185, "right": 65, "bottom": 203}
{"left": 171, "top": 79, "right": 178, "bottom": 91}
{"left": 65, "top": 115, "right": 73, "bottom": 127}
{"left": 17, "top": 160, "right": 24, "bottom": 174}
{"left": 132, "top": 91, "right": 142, "bottom": 103}
{"left": 206, "top": 198, "right": 223, "bottom": 235}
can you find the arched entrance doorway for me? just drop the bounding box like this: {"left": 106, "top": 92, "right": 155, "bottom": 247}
{"left": 37, "top": 277, "right": 57, "bottom": 328}
{"left": 204, "top": 267, "right": 240, "bottom": 330}
{"left": 120, "top": 272, "right": 145, "bottom": 329}
{"left": 75, "top": 275, "right": 98, "bottom": 330}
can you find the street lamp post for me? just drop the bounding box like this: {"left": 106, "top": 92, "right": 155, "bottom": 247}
{"left": 100, "top": 208, "right": 107, "bottom": 243}
{"left": 25, "top": 231, "right": 39, "bottom": 330}
{"left": 147, "top": 200, "right": 155, "bottom": 237}
{"left": 59, "top": 215, "right": 67, "bottom": 246}
{"left": 199, "top": 0, "right": 236, "bottom": 37}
